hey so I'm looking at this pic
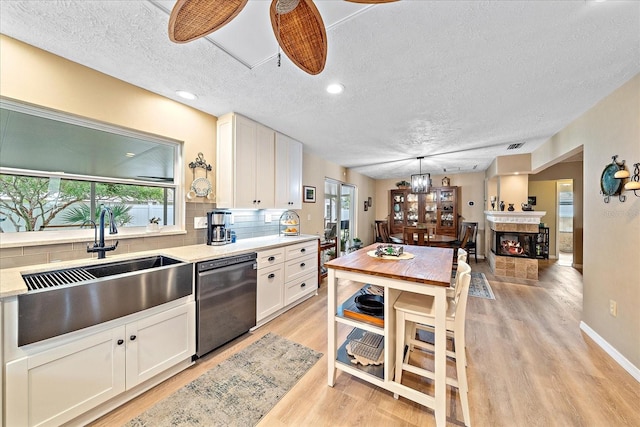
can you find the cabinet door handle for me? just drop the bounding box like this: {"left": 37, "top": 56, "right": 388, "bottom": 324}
{"left": 117, "top": 339, "right": 124, "bottom": 345}
{"left": 300, "top": 282, "right": 306, "bottom": 288}
{"left": 301, "top": 248, "right": 306, "bottom": 253}
{"left": 253, "top": 200, "right": 257, "bottom": 204}
{"left": 130, "top": 335, "right": 137, "bottom": 341}
{"left": 268, "top": 273, "right": 275, "bottom": 279}
{"left": 300, "top": 262, "right": 305, "bottom": 267}
{"left": 268, "top": 256, "right": 275, "bottom": 261}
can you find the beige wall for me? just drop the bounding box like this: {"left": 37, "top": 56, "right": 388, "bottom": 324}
{"left": 532, "top": 73, "right": 640, "bottom": 369}
{"left": 0, "top": 35, "right": 216, "bottom": 200}
{"left": 527, "top": 181, "right": 557, "bottom": 256}
{"left": 298, "top": 151, "right": 343, "bottom": 240}
{"left": 498, "top": 175, "right": 529, "bottom": 210}
{"left": 529, "top": 161, "right": 584, "bottom": 265}
{"left": 298, "top": 153, "right": 376, "bottom": 245}
{"left": 346, "top": 169, "right": 377, "bottom": 245}
{"left": 0, "top": 35, "right": 218, "bottom": 268}
{"left": 374, "top": 172, "right": 487, "bottom": 255}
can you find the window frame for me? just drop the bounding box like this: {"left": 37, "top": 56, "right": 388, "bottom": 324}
{"left": 0, "top": 99, "right": 184, "bottom": 247}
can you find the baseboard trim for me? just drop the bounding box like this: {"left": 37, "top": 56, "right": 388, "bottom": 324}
{"left": 580, "top": 321, "right": 640, "bottom": 383}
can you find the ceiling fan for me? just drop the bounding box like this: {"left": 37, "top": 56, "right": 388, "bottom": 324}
{"left": 168, "top": 0, "right": 398, "bottom": 75}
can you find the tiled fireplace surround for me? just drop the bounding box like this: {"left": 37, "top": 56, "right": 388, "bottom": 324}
{"left": 485, "top": 211, "right": 546, "bottom": 280}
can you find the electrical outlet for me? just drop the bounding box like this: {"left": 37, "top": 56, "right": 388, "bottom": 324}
{"left": 307, "top": 214, "right": 311, "bottom": 221}
{"left": 609, "top": 299, "right": 617, "bottom": 317}
{"left": 194, "top": 217, "right": 207, "bottom": 229}
{"left": 265, "top": 214, "right": 271, "bottom": 223}
{"left": 229, "top": 214, "right": 234, "bottom": 225}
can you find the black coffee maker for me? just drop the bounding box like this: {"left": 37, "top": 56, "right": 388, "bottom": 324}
{"left": 206, "top": 210, "right": 231, "bottom": 246}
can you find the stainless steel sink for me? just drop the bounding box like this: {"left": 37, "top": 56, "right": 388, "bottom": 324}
{"left": 19, "top": 256, "right": 193, "bottom": 346}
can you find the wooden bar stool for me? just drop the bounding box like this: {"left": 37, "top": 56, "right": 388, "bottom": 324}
{"left": 394, "top": 261, "right": 472, "bottom": 426}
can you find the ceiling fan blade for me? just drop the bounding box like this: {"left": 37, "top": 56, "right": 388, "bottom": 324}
{"left": 344, "top": 0, "right": 399, "bottom": 3}
{"left": 270, "top": 0, "right": 327, "bottom": 75}
{"left": 168, "top": 0, "right": 248, "bottom": 43}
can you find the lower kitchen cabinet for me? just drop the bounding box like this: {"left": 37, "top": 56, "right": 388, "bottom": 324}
{"left": 5, "top": 302, "right": 195, "bottom": 427}
{"left": 256, "top": 240, "right": 318, "bottom": 327}
{"left": 257, "top": 263, "right": 285, "bottom": 322}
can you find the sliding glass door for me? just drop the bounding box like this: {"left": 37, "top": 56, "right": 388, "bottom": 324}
{"left": 324, "top": 178, "right": 356, "bottom": 255}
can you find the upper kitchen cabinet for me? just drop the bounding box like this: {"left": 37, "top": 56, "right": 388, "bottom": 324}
{"left": 216, "top": 113, "right": 275, "bottom": 209}
{"left": 275, "top": 132, "right": 303, "bottom": 210}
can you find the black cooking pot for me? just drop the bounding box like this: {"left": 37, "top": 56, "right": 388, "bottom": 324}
{"left": 354, "top": 294, "right": 384, "bottom": 316}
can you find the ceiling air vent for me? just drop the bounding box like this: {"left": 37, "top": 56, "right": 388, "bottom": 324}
{"left": 507, "top": 142, "right": 525, "bottom": 150}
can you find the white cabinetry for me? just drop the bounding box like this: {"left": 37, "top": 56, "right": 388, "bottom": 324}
{"left": 5, "top": 303, "right": 195, "bottom": 427}
{"left": 217, "top": 113, "right": 275, "bottom": 209}
{"left": 255, "top": 240, "right": 318, "bottom": 327}
{"left": 275, "top": 132, "right": 303, "bottom": 209}
{"left": 256, "top": 247, "right": 285, "bottom": 323}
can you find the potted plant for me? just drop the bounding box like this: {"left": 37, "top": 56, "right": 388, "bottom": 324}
{"left": 396, "top": 180, "right": 411, "bottom": 189}
{"left": 147, "top": 217, "right": 161, "bottom": 232}
{"left": 352, "top": 237, "right": 362, "bottom": 249}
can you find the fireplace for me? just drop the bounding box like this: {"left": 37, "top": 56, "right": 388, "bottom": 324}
{"left": 493, "top": 231, "right": 538, "bottom": 259}
{"left": 485, "top": 210, "right": 547, "bottom": 280}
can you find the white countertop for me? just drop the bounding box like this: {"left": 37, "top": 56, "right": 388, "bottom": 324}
{"left": 0, "top": 234, "right": 319, "bottom": 299}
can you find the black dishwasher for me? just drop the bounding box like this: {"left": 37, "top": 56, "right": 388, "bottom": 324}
{"left": 195, "top": 253, "right": 257, "bottom": 358}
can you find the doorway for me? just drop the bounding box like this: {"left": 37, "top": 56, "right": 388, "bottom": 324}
{"left": 324, "top": 178, "right": 356, "bottom": 256}
{"left": 557, "top": 179, "right": 574, "bottom": 266}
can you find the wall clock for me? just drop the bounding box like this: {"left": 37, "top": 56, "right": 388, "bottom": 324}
{"left": 600, "top": 155, "right": 625, "bottom": 203}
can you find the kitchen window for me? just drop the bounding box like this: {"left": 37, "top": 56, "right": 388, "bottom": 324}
{"left": 0, "top": 99, "right": 182, "bottom": 239}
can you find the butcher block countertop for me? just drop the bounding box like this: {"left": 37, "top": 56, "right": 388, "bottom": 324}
{"left": 0, "top": 234, "right": 319, "bottom": 299}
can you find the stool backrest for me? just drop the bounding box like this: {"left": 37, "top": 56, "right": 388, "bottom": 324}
{"left": 451, "top": 261, "right": 471, "bottom": 316}
{"left": 457, "top": 248, "right": 468, "bottom": 264}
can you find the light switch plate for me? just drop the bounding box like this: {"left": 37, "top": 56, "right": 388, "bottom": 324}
{"left": 194, "top": 217, "right": 207, "bottom": 229}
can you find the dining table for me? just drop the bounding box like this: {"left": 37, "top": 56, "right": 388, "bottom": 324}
{"left": 390, "top": 232, "right": 457, "bottom": 247}
{"left": 326, "top": 243, "right": 454, "bottom": 427}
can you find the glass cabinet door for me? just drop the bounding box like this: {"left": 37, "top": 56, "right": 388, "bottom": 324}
{"left": 391, "top": 191, "right": 405, "bottom": 231}
{"left": 406, "top": 193, "right": 418, "bottom": 226}
{"left": 420, "top": 191, "right": 438, "bottom": 226}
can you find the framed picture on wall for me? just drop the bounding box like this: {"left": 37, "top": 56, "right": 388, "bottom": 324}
{"left": 528, "top": 196, "right": 537, "bottom": 206}
{"left": 303, "top": 185, "right": 316, "bottom": 203}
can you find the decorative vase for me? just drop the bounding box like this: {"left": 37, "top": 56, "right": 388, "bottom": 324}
{"left": 508, "top": 203, "right": 515, "bottom": 211}
{"left": 499, "top": 201, "right": 505, "bottom": 211}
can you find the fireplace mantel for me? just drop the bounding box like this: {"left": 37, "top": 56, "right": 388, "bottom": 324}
{"left": 485, "top": 210, "right": 546, "bottom": 225}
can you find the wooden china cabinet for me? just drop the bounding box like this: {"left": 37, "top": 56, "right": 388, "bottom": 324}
{"left": 389, "top": 187, "right": 459, "bottom": 237}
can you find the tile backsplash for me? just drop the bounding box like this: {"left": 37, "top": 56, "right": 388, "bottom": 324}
{"left": 0, "top": 203, "right": 290, "bottom": 270}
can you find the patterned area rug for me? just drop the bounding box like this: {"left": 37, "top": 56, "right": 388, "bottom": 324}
{"left": 469, "top": 272, "right": 495, "bottom": 299}
{"left": 126, "top": 333, "right": 322, "bottom": 427}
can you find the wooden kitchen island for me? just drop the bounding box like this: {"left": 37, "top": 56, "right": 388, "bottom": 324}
{"left": 326, "top": 244, "right": 453, "bottom": 427}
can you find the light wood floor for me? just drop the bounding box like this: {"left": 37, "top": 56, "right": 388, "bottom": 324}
{"left": 90, "top": 260, "right": 640, "bottom": 427}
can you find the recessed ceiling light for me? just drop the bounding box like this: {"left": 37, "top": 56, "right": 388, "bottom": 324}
{"left": 175, "top": 90, "right": 198, "bottom": 100}
{"left": 326, "top": 83, "right": 344, "bottom": 94}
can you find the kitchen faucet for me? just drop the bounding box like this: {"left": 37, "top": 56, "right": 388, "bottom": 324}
{"left": 86, "top": 206, "right": 119, "bottom": 259}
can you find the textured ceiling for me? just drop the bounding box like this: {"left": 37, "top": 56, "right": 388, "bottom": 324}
{"left": 1, "top": 0, "right": 638, "bottom": 179}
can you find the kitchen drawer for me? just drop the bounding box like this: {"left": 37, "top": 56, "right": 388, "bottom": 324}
{"left": 257, "top": 247, "right": 285, "bottom": 269}
{"left": 284, "top": 272, "right": 318, "bottom": 305}
{"left": 285, "top": 240, "right": 318, "bottom": 260}
{"left": 284, "top": 253, "right": 317, "bottom": 282}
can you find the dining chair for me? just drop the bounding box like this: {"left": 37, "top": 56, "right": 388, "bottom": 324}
{"left": 375, "top": 220, "right": 391, "bottom": 243}
{"left": 455, "top": 222, "right": 478, "bottom": 263}
{"left": 402, "top": 226, "right": 429, "bottom": 246}
{"left": 448, "top": 225, "right": 472, "bottom": 266}
{"left": 394, "top": 261, "right": 472, "bottom": 427}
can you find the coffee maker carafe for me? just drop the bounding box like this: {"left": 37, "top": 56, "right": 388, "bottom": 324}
{"left": 206, "top": 210, "right": 231, "bottom": 246}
